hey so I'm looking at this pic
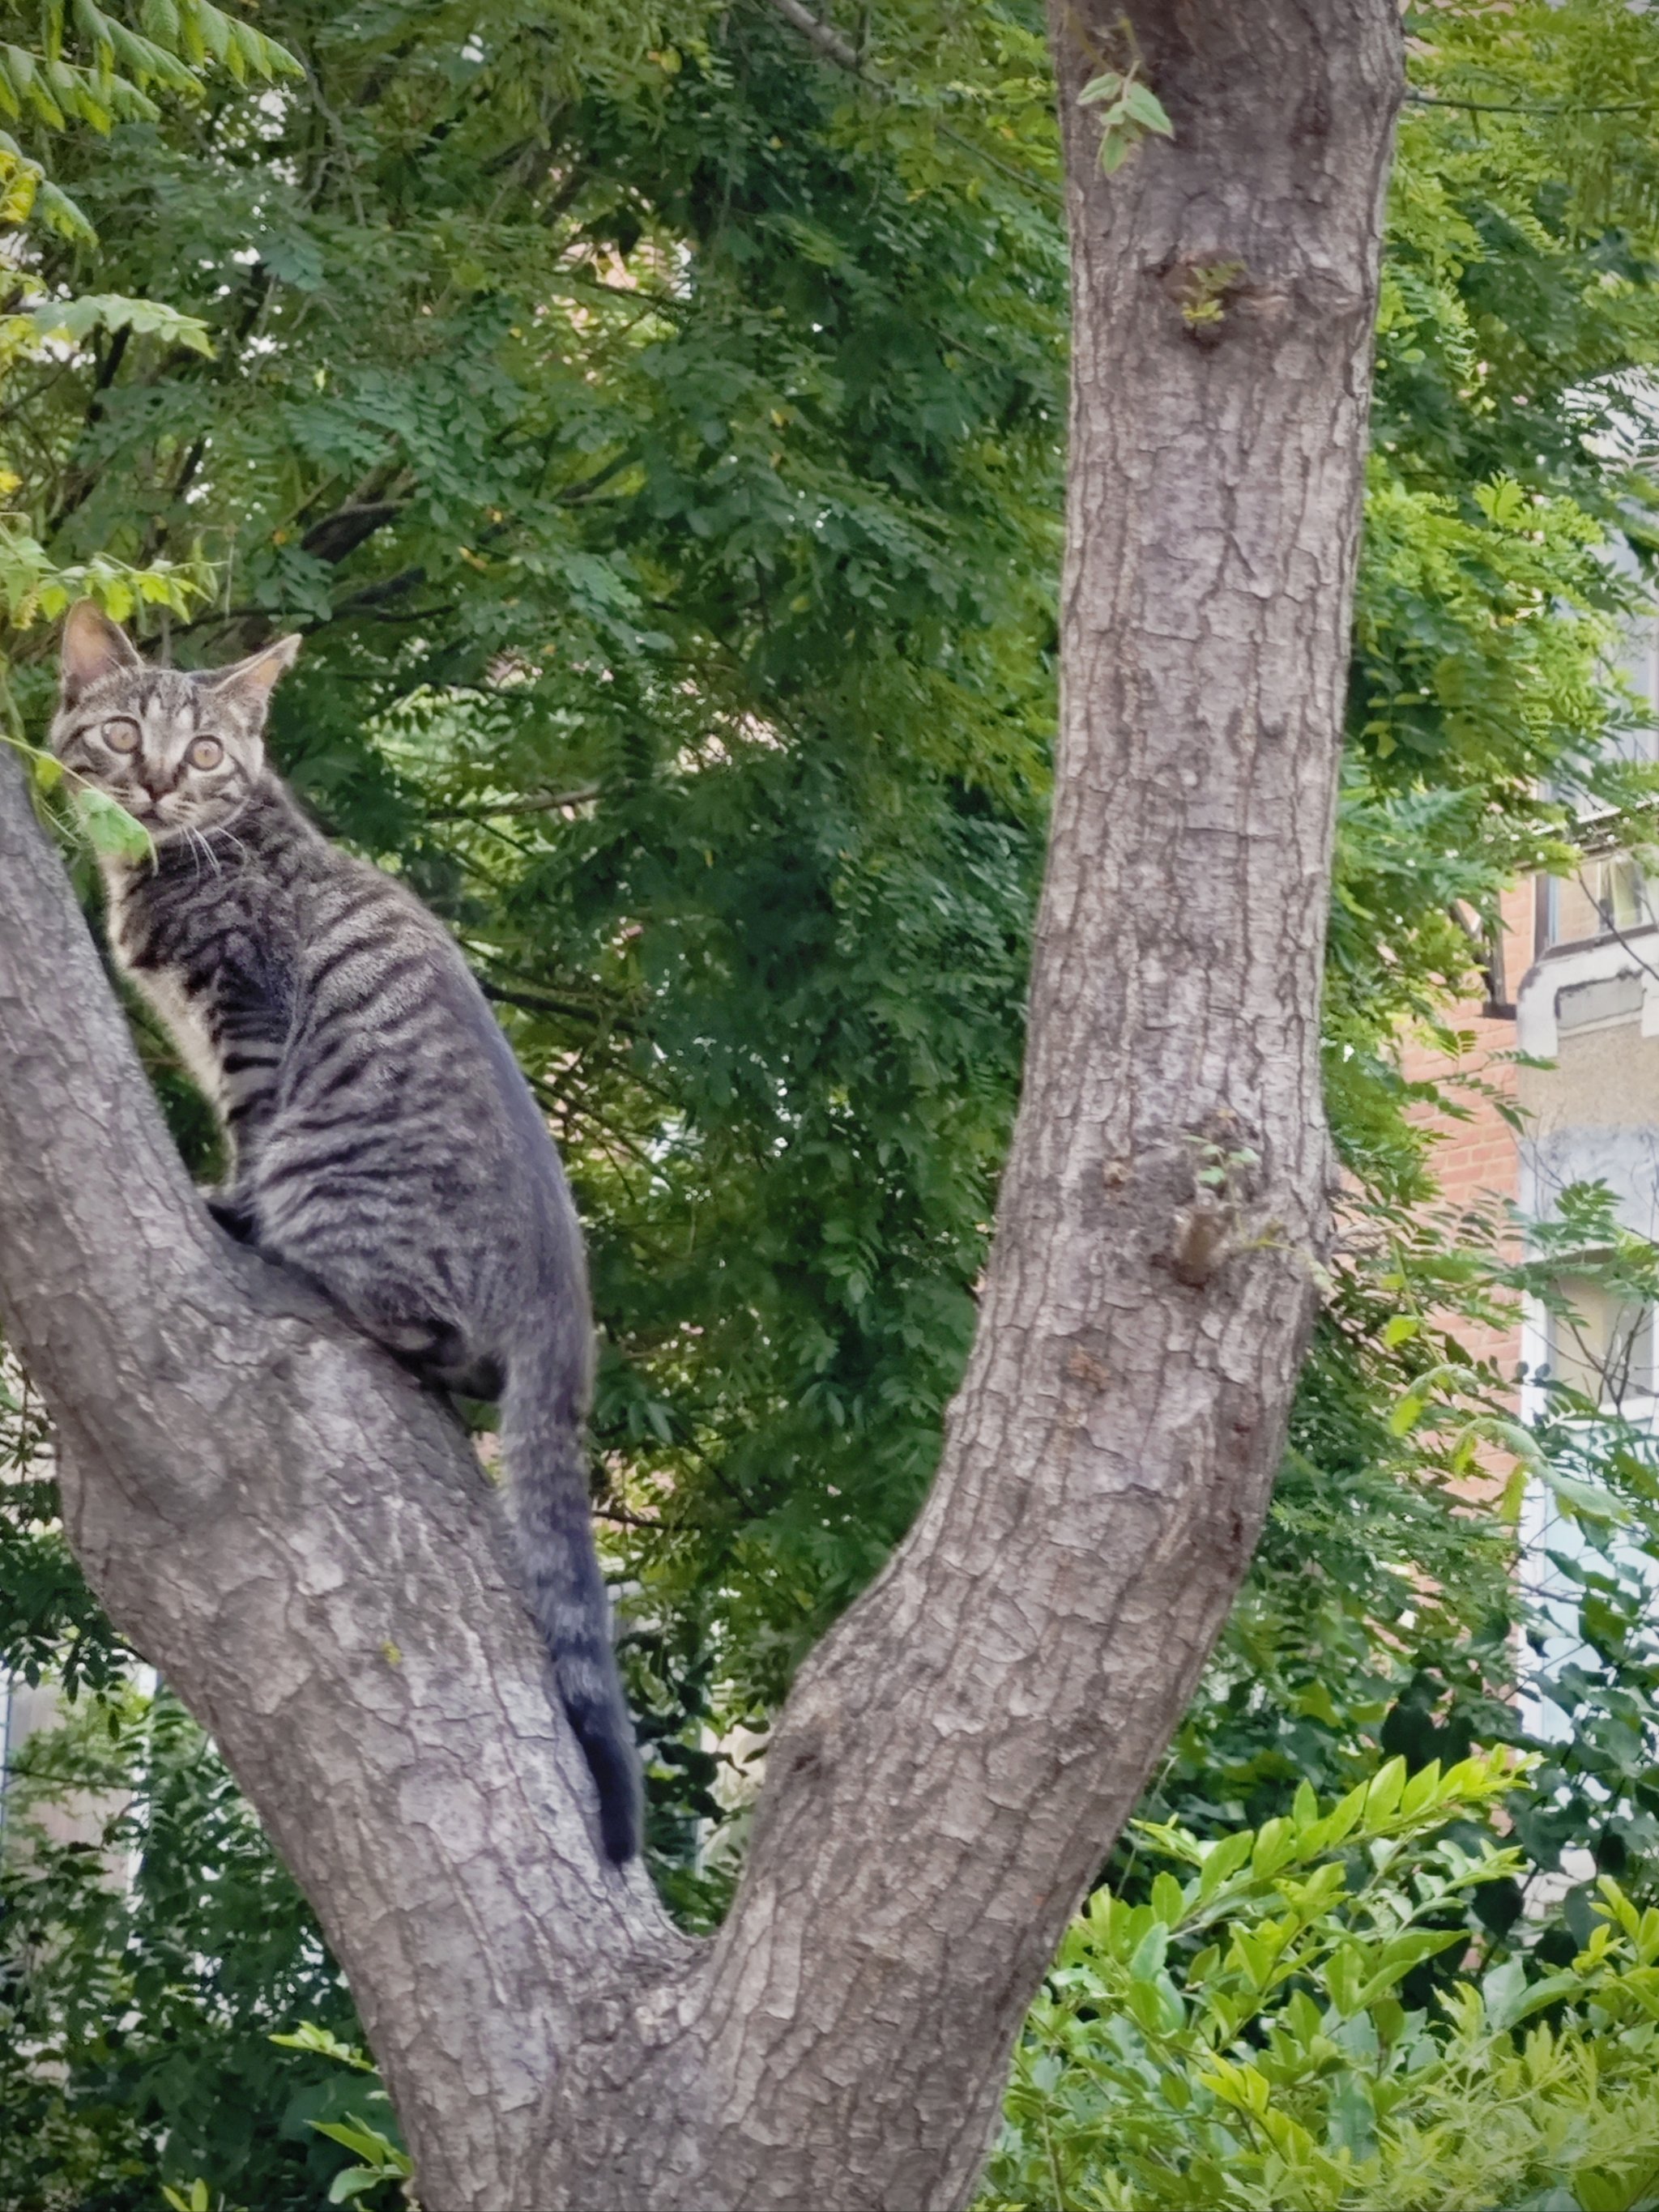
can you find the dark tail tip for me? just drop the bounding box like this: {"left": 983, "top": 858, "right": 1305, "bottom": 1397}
{"left": 565, "top": 1693, "right": 643, "bottom": 1863}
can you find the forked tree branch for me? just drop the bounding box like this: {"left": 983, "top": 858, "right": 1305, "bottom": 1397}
{"left": 0, "top": 2, "right": 1401, "bottom": 2204}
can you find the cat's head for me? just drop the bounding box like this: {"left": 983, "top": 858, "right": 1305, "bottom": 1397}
{"left": 50, "top": 603, "right": 301, "bottom": 846}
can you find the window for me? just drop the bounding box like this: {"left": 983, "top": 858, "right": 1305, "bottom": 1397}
{"left": 1587, "top": 856, "right": 1649, "bottom": 935}
{"left": 1540, "top": 1278, "right": 1657, "bottom": 1413}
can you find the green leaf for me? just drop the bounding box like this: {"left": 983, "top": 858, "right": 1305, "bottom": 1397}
{"left": 1388, "top": 1384, "right": 1431, "bottom": 1437}
{"left": 28, "top": 291, "right": 213, "bottom": 356}
{"left": 1311, "top": 1781, "right": 1369, "bottom": 1856}
{"left": 1098, "top": 130, "right": 1134, "bottom": 176}
{"left": 1482, "top": 1958, "right": 1584, "bottom": 2034}
{"left": 1196, "top": 1829, "right": 1255, "bottom": 1898}
{"left": 1542, "top": 1465, "right": 1631, "bottom": 1525}
{"left": 270, "top": 2022, "right": 376, "bottom": 2071}
{"left": 1473, "top": 475, "right": 1528, "bottom": 528}
{"left": 1150, "top": 1871, "right": 1186, "bottom": 1927}
{"left": 1124, "top": 1969, "right": 1185, "bottom": 2039}
{"left": 1576, "top": 2164, "right": 1644, "bottom": 2212}
{"left": 33, "top": 177, "right": 94, "bottom": 239}
{"left": 74, "top": 784, "right": 151, "bottom": 860}
{"left": 1128, "top": 1922, "right": 1169, "bottom": 1983}
{"left": 311, "top": 2118, "right": 410, "bottom": 2169}
{"left": 1119, "top": 79, "right": 1173, "bottom": 136}
{"left": 1352, "top": 1927, "right": 1463, "bottom": 2010}
{"left": 1250, "top": 1815, "right": 1296, "bottom": 1875}
{"left": 1366, "top": 1758, "right": 1407, "bottom": 1819}
{"left": 328, "top": 2172, "right": 390, "bottom": 2206}
{"left": 1323, "top": 1945, "right": 1364, "bottom": 2018}
{"left": 1397, "top": 1758, "right": 1443, "bottom": 1818}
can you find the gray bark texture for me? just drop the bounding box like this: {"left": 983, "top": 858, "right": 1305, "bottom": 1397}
{"left": 0, "top": 6, "right": 1401, "bottom": 2206}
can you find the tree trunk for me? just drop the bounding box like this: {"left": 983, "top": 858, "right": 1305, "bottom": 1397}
{"left": 0, "top": 7, "right": 1400, "bottom": 2207}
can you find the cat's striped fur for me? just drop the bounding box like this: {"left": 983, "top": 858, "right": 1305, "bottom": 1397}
{"left": 53, "top": 601, "right": 641, "bottom": 1862}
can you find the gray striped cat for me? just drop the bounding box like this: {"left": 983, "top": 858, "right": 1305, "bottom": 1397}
{"left": 52, "top": 599, "right": 641, "bottom": 1862}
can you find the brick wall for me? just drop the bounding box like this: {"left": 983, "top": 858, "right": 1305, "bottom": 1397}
{"left": 1394, "top": 881, "right": 1531, "bottom": 1387}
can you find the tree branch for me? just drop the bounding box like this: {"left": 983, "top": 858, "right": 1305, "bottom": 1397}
{"left": 766, "top": 0, "right": 864, "bottom": 75}
{"left": 0, "top": 747, "right": 690, "bottom": 2211}
{"left": 544, "top": 2, "right": 1401, "bottom": 2201}
{"left": 299, "top": 499, "right": 406, "bottom": 563}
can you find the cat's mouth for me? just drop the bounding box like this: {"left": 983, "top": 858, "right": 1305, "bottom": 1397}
{"left": 112, "top": 791, "right": 225, "bottom": 840}
{"left": 126, "top": 800, "right": 191, "bottom": 842}
{"left": 121, "top": 792, "right": 179, "bottom": 826}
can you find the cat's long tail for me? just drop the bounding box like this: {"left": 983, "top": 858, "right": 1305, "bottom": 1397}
{"left": 501, "top": 1352, "right": 642, "bottom": 1863}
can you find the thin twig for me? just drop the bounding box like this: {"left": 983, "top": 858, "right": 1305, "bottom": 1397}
{"left": 1405, "top": 91, "right": 1658, "bottom": 117}
{"left": 429, "top": 785, "right": 600, "bottom": 822}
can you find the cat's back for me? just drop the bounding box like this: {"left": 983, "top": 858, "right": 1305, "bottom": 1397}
{"left": 253, "top": 785, "right": 580, "bottom": 1315}
{"left": 268, "top": 787, "right": 564, "bottom": 1193}
{"left": 285, "top": 807, "right": 505, "bottom": 1072}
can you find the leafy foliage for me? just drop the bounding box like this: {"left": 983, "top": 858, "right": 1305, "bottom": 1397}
{"left": 980, "top": 1762, "right": 1659, "bottom": 2212}
{"left": 4, "top": 1, "right": 1659, "bottom": 2206}
{"left": 0, "top": 1686, "right": 369, "bottom": 2210}
{"left": 0, "top": 1361, "right": 127, "bottom": 1711}
{"left": 1077, "top": 67, "right": 1171, "bottom": 179}
{"left": 266, "top": 2024, "right": 412, "bottom": 2208}
{"left": 0, "top": 0, "right": 293, "bottom": 829}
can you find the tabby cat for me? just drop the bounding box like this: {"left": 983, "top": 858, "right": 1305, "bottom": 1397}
{"left": 52, "top": 600, "right": 641, "bottom": 1862}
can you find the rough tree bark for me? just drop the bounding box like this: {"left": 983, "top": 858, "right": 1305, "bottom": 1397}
{"left": 0, "top": 7, "right": 1401, "bottom": 2207}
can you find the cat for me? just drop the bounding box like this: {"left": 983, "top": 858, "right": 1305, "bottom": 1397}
{"left": 51, "top": 599, "right": 642, "bottom": 1863}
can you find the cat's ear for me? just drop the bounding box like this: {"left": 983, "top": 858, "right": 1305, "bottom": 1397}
{"left": 60, "top": 600, "right": 141, "bottom": 702}
{"left": 203, "top": 633, "right": 301, "bottom": 713}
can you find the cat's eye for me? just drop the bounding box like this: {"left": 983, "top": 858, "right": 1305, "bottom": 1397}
{"left": 189, "top": 736, "right": 224, "bottom": 770}
{"left": 103, "top": 718, "right": 141, "bottom": 753}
